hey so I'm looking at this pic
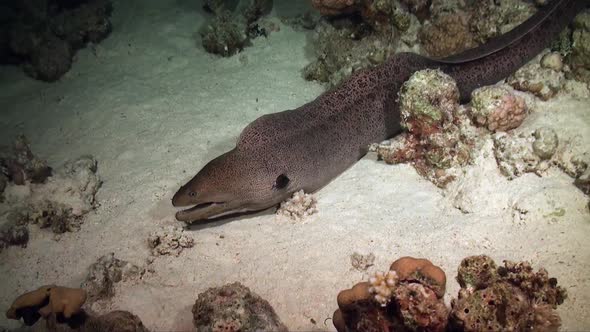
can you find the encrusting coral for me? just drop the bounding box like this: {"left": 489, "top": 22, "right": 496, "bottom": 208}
{"left": 6, "top": 285, "right": 148, "bottom": 331}
{"left": 376, "top": 69, "right": 480, "bottom": 187}
{"left": 469, "top": 85, "right": 528, "bottom": 132}
{"left": 333, "top": 256, "right": 448, "bottom": 332}
{"left": 6, "top": 285, "right": 87, "bottom": 327}
{"left": 333, "top": 255, "right": 568, "bottom": 332}
{"left": 493, "top": 127, "right": 589, "bottom": 183}
{"left": 192, "top": 282, "right": 288, "bottom": 332}
{"left": 450, "top": 255, "right": 567, "bottom": 332}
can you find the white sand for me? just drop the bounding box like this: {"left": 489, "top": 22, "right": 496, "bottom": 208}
{"left": 1, "top": 0, "right": 589, "bottom": 331}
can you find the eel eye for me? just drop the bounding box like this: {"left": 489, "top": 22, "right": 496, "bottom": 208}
{"left": 188, "top": 191, "right": 196, "bottom": 197}
{"left": 273, "top": 174, "right": 290, "bottom": 190}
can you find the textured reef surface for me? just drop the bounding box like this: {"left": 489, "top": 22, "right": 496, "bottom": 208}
{"left": 0, "top": 0, "right": 588, "bottom": 331}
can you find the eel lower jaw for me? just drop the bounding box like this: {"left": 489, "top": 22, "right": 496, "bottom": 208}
{"left": 175, "top": 201, "right": 250, "bottom": 223}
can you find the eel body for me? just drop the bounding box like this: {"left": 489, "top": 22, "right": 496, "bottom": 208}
{"left": 173, "top": 0, "right": 585, "bottom": 223}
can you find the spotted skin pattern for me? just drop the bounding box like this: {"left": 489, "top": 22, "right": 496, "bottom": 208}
{"left": 173, "top": 0, "right": 585, "bottom": 223}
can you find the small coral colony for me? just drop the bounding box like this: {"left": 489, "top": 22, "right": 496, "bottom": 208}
{"left": 1, "top": 0, "right": 589, "bottom": 331}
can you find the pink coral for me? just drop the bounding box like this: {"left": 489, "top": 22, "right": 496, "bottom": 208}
{"left": 470, "top": 85, "right": 527, "bottom": 132}
{"left": 310, "top": 0, "right": 361, "bottom": 16}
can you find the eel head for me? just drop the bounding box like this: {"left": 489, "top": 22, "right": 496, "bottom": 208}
{"left": 172, "top": 148, "right": 294, "bottom": 223}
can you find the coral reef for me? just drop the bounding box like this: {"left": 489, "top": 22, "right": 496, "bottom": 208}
{"left": 333, "top": 256, "right": 448, "bottom": 332}
{"left": 310, "top": 0, "right": 360, "bottom": 16}
{"left": 334, "top": 255, "right": 568, "bottom": 332}
{"left": 200, "top": 11, "right": 248, "bottom": 57}
{"left": 569, "top": 10, "right": 590, "bottom": 84}
{"left": 0, "top": 0, "right": 112, "bottom": 81}
{"left": 276, "top": 190, "right": 318, "bottom": 222}
{"left": 493, "top": 127, "right": 589, "bottom": 181}
{"left": 419, "top": 11, "right": 475, "bottom": 58}
{"left": 303, "top": 20, "right": 398, "bottom": 87}
{"left": 1, "top": 149, "right": 101, "bottom": 237}
{"left": 0, "top": 135, "right": 52, "bottom": 185}
{"left": 450, "top": 255, "right": 566, "bottom": 332}
{"left": 469, "top": 0, "right": 536, "bottom": 44}
{"left": 199, "top": 0, "right": 275, "bottom": 57}
{"left": 147, "top": 225, "right": 194, "bottom": 257}
{"left": 376, "top": 69, "right": 480, "bottom": 187}
{"left": 9, "top": 200, "right": 83, "bottom": 234}
{"left": 507, "top": 52, "right": 566, "bottom": 100}
{"left": 81, "top": 253, "right": 145, "bottom": 303}
{"left": 6, "top": 285, "right": 148, "bottom": 331}
{"left": 192, "top": 282, "right": 288, "bottom": 332}
{"left": 493, "top": 130, "right": 552, "bottom": 179}
{"left": 469, "top": 85, "right": 528, "bottom": 132}
{"left": 0, "top": 217, "right": 29, "bottom": 251}
{"left": 83, "top": 310, "right": 149, "bottom": 332}
{"left": 305, "top": 0, "right": 421, "bottom": 86}
{"left": 6, "top": 285, "right": 87, "bottom": 327}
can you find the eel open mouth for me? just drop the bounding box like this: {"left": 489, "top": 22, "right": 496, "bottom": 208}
{"left": 176, "top": 202, "right": 228, "bottom": 223}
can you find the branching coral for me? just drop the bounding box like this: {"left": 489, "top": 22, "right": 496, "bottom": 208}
{"left": 334, "top": 256, "right": 448, "bottom": 332}
{"left": 276, "top": 189, "right": 318, "bottom": 222}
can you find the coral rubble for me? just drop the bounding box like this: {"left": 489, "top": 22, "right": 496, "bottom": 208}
{"left": 493, "top": 127, "right": 589, "bottom": 182}
{"left": 0, "top": 217, "right": 29, "bottom": 252}
{"left": 81, "top": 253, "right": 145, "bottom": 303}
{"left": 1, "top": 146, "right": 101, "bottom": 239}
{"left": 192, "top": 282, "right": 288, "bottom": 332}
{"left": 147, "top": 225, "right": 194, "bottom": 257}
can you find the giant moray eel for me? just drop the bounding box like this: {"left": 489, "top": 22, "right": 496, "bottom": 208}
{"left": 173, "top": 0, "right": 586, "bottom": 223}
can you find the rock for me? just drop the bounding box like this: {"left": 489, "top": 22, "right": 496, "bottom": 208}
{"left": 192, "top": 282, "right": 287, "bottom": 332}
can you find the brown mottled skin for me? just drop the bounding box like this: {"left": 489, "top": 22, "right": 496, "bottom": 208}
{"left": 173, "top": 0, "right": 585, "bottom": 223}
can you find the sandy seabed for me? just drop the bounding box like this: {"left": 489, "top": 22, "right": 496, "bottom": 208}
{"left": 0, "top": 0, "right": 589, "bottom": 331}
